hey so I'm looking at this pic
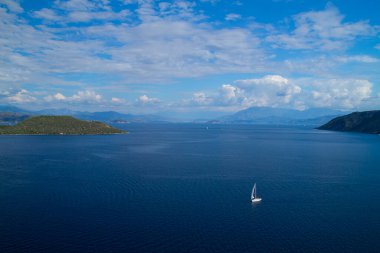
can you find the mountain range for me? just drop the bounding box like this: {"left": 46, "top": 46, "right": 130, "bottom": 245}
{"left": 0, "top": 106, "right": 165, "bottom": 125}
{"left": 212, "top": 107, "right": 345, "bottom": 125}
{"left": 0, "top": 105, "right": 346, "bottom": 126}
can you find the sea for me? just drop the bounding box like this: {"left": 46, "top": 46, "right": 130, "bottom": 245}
{"left": 1, "top": 124, "right": 380, "bottom": 253}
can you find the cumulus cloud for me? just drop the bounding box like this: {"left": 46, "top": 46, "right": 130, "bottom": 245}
{"left": 184, "top": 75, "right": 301, "bottom": 110}
{"left": 6, "top": 89, "right": 37, "bottom": 103}
{"left": 214, "top": 84, "right": 246, "bottom": 106}
{"left": 184, "top": 75, "right": 373, "bottom": 111}
{"left": 44, "top": 90, "right": 102, "bottom": 104}
{"left": 234, "top": 75, "right": 302, "bottom": 106}
{"left": 220, "top": 84, "right": 239, "bottom": 99}
{"left": 70, "top": 90, "right": 102, "bottom": 103}
{"left": 111, "top": 97, "right": 125, "bottom": 103}
{"left": 308, "top": 79, "right": 372, "bottom": 109}
{"left": 138, "top": 94, "right": 160, "bottom": 105}
{"left": 44, "top": 93, "right": 66, "bottom": 102}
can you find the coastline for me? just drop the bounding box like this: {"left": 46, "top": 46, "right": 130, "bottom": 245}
{"left": 0, "top": 132, "right": 128, "bottom": 136}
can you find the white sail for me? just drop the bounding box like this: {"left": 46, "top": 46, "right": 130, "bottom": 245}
{"left": 251, "top": 183, "right": 261, "bottom": 203}
{"left": 251, "top": 183, "right": 256, "bottom": 199}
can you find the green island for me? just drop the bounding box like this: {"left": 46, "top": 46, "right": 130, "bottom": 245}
{"left": 0, "top": 116, "right": 127, "bottom": 135}
{"left": 317, "top": 110, "right": 380, "bottom": 134}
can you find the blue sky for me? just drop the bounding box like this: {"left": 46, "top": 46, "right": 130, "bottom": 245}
{"left": 0, "top": 0, "right": 379, "bottom": 118}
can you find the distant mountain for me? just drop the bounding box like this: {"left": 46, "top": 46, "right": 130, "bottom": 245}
{"left": 0, "top": 116, "right": 126, "bottom": 135}
{"left": 215, "top": 107, "right": 344, "bottom": 125}
{"left": 74, "top": 111, "right": 164, "bottom": 123}
{"left": 0, "top": 112, "right": 30, "bottom": 125}
{"left": 0, "top": 106, "right": 31, "bottom": 125}
{"left": 0, "top": 105, "right": 31, "bottom": 114}
{"left": 317, "top": 110, "right": 380, "bottom": 134}
{"left": 0, "top": 105, "right": 166, "bottom": 124}
{"left": 35, "top": 109, "right": 166, "bottom": 123}
{"left": 36, "top": 108, "right": 76, "bottom": 116}
{"left": 0, "top": 104, "right": 348, "bottom": 126}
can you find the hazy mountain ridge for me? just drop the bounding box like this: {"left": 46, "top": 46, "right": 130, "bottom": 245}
{"left": 0, "top": 106, "right": 31, "bottom": 125}
{"left": 317, "top": 110, "right": 380, "bottom": 134}
{"left": 0, "top": 112, "right": 30, "bottom": 125}
{"left": 213, "top": 107, "right": 345, "bottom": 125}
{"left": 0, "top": 106, "right": 166, "bottom": 124}
{"left": 1, "top": 105, "right": 347, "bottom": 126}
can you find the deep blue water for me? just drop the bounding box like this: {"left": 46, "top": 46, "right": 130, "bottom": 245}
{"left": 1, "top": 124, "right": 380, "bottom": 253}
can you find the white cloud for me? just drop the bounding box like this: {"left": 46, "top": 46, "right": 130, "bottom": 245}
{"left": 0, "top": 0, "right": 267, "bottom": 88}
{"left": 70, "top": 90, "right": 102, "bottom": 103}
{"left": 43, "top": 90, "right": 102, "bottom": 104}
{"left": 0, "top": 1, "right": 377, "bottom": 93}
{"left": 335, "top": 55, "right": 379, "bottom": 63}
{"left": 44, "top": 92, "right": 66, "bottom": 102}
{"left": 0, "top": 0, "right": 23, "bottom": 13}
{"left": 182, "top": 75, "right": 301, "bottom": 110}
{"left": 33, "top": 8, "right": 62, "bottom": 21}
{"left": 111, "top": 97, "right": 126, "bottom": 104}
{"left": 123, "top": 0, "right": 137, "bottom": 4}
{"left": 138, "top": 94, "right": 160, "bottom": 104}
{"left": 200, "top": 0, "right": 219, "bottom": 4}
{"left": 0, "top": 1, "right": 378, "bottom": 113}
{"left": 92, "top": 21, "right": 264, "bottom": 81}
{"left": 67, "top": 9, "right": 130, "bottom": 22}
{"left": 220, "top": 84, "right": 238, "bottom": 99}
{"left": 33, "top": 0, "right": 131, "bottom": 22}
{"left": 234, "top": 75, "right": 301, "bottom": 106}
{"left": 55, "top": 0, "right": 98, "bottom": 12}
{"left": 158, "top": 1, "right": 200, "bottom": 20}
{"left": 191, "top": 92, "right": 212, "bottom": 105}
{"left": 225, "top": 13, "right": 241, "bottom": 21}
{"left": 267, "top": 4, "right": 378, "bottom": 51}
{"left": 55, "top": 93, "right": 67, "bottom": 100}
{"left": 6, "top": 89, "right": 37, "bottom": 103}
{"left": 111, "top": 97, "right": 121, "bottom": 103}
{"left": 308, "top": 79, "right": 372, "bottom": 109}
{"left": 181, "top": 75, "right": 373, "bottom": 111}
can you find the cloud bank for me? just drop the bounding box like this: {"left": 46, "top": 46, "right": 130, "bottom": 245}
{"left": 0, "top": 0, "right": 379, "bottom": 113}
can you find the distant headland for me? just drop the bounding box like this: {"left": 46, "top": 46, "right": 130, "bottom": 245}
{"left": 317, "top": 110, "right": 380, "bottom": 134}
{"left": 0, "top": 116, "right": 126, "bottom": 135}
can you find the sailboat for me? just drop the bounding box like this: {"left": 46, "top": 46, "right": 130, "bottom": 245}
{"left": 251, "top": 183, "right": 262, "bottom": 203}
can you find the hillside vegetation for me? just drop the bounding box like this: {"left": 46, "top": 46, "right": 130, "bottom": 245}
{"left": 317, "top": 110, "right": 380, "bottom": 134}
{"left": 0, "top": 116, "right": 126, "bottom": 135}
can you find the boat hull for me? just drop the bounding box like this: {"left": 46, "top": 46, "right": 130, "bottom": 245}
{"left": 251, "top": 198, "right": 262, "bottom": 203}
